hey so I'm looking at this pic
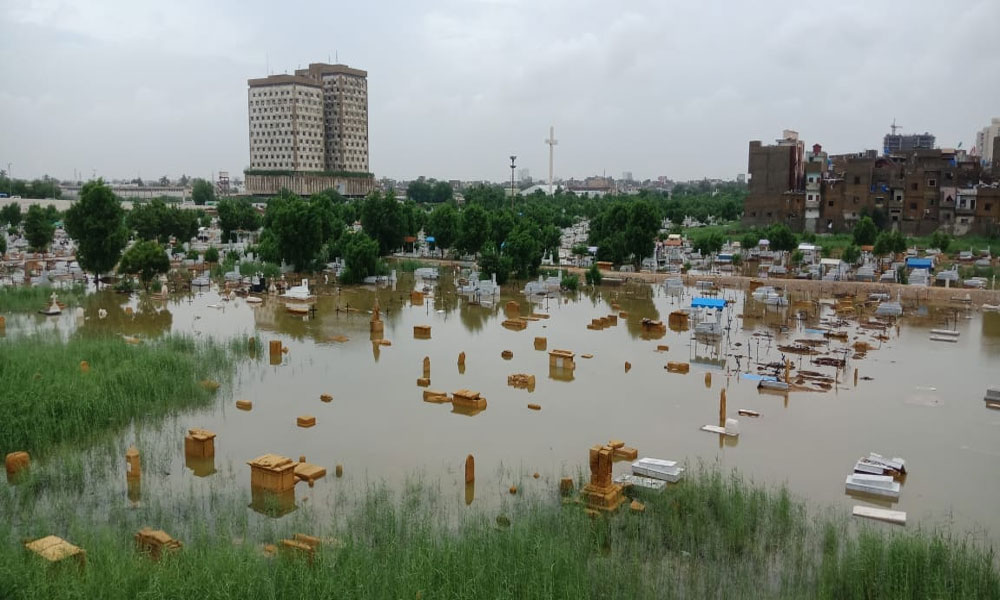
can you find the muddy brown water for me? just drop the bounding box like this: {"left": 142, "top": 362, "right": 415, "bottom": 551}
{"left": 7, "top": 273, "right": 1000, "bottom": 542}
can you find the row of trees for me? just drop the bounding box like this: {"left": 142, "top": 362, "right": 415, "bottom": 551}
{"left": 0, "top": 173, "right": 62, "bottom": 199}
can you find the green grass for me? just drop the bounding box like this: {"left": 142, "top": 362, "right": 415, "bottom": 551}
{"left": 0, "top": 333, "right": 243, "bottom": 457}
{"left": 0, "top": 285, "right": 87, "bottom": 313}
{"left": 393, "top": 258, "right": 434, "bottom": 273}
{"left": 0, "top": 467, "right": 994, "bottom": 599}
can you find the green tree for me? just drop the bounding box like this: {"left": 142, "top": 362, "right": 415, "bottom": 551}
{"left": 585, "top": 263, "right": 603, "bottom": 285}
{"left": 542, "top": 224, "right": 562, "bottom": 264}
{"left": 766, "top": 224, "right": 798, "bottom": 252}
{"left": 929, "top": 230, "right": 951, "bottom": 253}
{"left": 360, "top": 191, "right": 405, "bottom": 255}
{"left": 477, "top": 244, "right": 512, "bottom": 285}
{"left": 456, "top": 204, "right": 490, "bottom": 256}
{"left": 0, "top": 204, "right": 21, "bottom": 227}
{"left": 339, "top": 232, "right": 379, "bottom": 284}
{"left": 426, "top": 204, "right": 459, "bottom": 250}
{"left": 406, "top": 180, "right": 431, "bottom": 204}
{"left": 266, "top": 194, "right": 323, "bottom": 271}
{"left": 852, "top": 216, "right": 878, "bottom": 246}
{"left": 560, "top": 273, "right": 579, "bottom": 291}
{"left": 572, "top": 243, "right": 589, "bottom": 258}
{"left": 204, "top": 246, "right": 219, "bottom": 264}
{"left": 0, "top": 235, "right": 6, "bottom": 256}
{"left": 874, "top": 230, "right": 908, "bottom": 256}
{"left": 790, "top": 249, "right": 804, "bottom": 266}
{"left": 505, "top": 222, "right": 543, "bottom": 279}
{"left": 64, "top": 180, "right": 129, "bottom": 284}
{"left": 118, "top": 240, "right": 170, "bottom": 290}
{"left": 127, "top": 199, "right": 169, "bottom": 241}
{"left": 430, "top": 181, "right": 453, "bottom": 204}
{"left": 692, "top": 231, "right": 724, "bottom": 256}
{"left": 842, "top": 245, "right": 861, "bottom": 264}
{"left": 24, "top": 205, "right": 55, "bottom": 252}
{"left": 488, "top": 210, "right": 515, "bottom": 249}
{"left": 191, "top": 178, "right": 215, "bottom": 205}
{"left": 740, "top": 230, "right": 760, "bottom": 250}
{"left": 217, "top": 198, "right": 260, "bottom": 243}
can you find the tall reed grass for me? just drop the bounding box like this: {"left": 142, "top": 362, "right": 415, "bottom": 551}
{"left": 0, "top": 466, "right": 994, "bottom": 599}
{"left": 0, "top": 333, "right": 241, "bottom": 456}
{"left": 0, "top": 284, "right": 87, "bottom": 313}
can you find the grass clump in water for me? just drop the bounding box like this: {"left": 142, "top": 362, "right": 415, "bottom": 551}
{"left": 0, "top": 284, "right": 87, "bottom": 313}
{"left": 0, "top": 467, "right": 995, "bottom": 599}
{"left": 0, "top": 333, "right": 237, "bottom": 456}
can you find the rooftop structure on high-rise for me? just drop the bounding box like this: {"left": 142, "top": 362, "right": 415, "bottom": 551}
{"left": 882, "top": 121, "right": 935, "bottom": 155}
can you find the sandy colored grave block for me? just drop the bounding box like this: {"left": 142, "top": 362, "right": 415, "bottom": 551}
{"left": 560, "top": 477, "right": 574, "bottom": 494}
{"left": 665, "top": 362, "right": 690, "bottom": 374}
{"left": 297, "top": 415, "right": 316, "bottom": 428}
{"left": 527, "top": 403, "right": 541, "bottom": 410}
{"left": 505, "top": 300, "right": 520, "bottom": 316}
{"left": 422, "top": 389, "right": 449, "bottom": 403}
{"left": 413, "top": 324, "right": 432, "bottom": 338}
{"left": 624, "top": 361, "right": 632, "bottom": 373}
{"left": 79, "top": 360, "right": 89, "bottom": 373}
{"left": 613, "top": 446, "right": 639, "bottom": 461}
{"left": 5, "top": 451, "right": 30, "bottom": 478}
{"left": 236, "top": 399, "right": 253, "bottom": 411}
{"left": 248, "top": 454, "right": 297, "bottom": 493}
{"left": 534, "top": 336, "right": 547, "bottom": 350}
{"left": 25, "top": 536, "right": 86, "bottom": 568}
{"left": 410, "top": 290, "right": 424, "bottom": 305}
{"left": 548, "top": 349, "right": 576, "bottom": 370}
{"left": 465, "top": 454, "right": 475, "bottom": 484}
{"left": 184, "top": 428, "right": 216, "bottom": 458}
{"left": 135, "top": 528, "right": 182, "bottom": 561}
{"left": 416, "top": 377, "right": 431, "bottom": 387}
{"left": 507, "top": 373, "right": 536, "bottom": 391}
{"left": 294, "top": 461, "right": 327, "bottom": 486}
{"left": 501, "top": 350, "right": 513, "bottom": 360}
{"left": 125, "top": 446, "right": 141, "bottom": 479}
{"left": 502, "top": 318, "right": 528, "bottom": 330}
{"left": 452, "top": 389, "right": 487, "bottom": 410}
{"left": 629, "top": 500, "right": 646, "bottom": 513}
{"left": 320, "top": 394, "right": 333, "bottom": 402}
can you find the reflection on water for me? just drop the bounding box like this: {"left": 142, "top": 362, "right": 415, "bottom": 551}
{"left": 5, "top": 272, "right": 1000, "bottom": 543}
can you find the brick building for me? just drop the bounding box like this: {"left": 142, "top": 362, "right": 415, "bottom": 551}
{"left": 743, "top": 129, "right": 993, "bottom": 235}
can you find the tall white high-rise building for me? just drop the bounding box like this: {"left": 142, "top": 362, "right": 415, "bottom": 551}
{"left": 975, "top": 118, "right": 1000, "bottom": 166}
{"left": 248, "top": 62, "right": 369, "bottom": 174}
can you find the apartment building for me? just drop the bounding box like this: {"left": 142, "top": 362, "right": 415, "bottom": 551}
{"left": 246, "top": 62, "right": 373, "bottom": 197}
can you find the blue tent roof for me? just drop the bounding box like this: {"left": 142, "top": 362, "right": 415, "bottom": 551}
{"left": 692, "top": 297, "right": 726, "bottom": 309}
{"left": 906, "top": 257, "right": 933, "bottom": 269}
{"left": 425, "top": 236, "right": 436, "bottom": 243}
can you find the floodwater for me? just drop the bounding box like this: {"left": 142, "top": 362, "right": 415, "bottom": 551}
{"left": 7, "top": 271, "right": 1000, "bottom": 542}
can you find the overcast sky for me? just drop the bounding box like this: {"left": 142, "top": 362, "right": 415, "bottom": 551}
{"left": 2, "top": 0, "right": 998, "bottom": 184}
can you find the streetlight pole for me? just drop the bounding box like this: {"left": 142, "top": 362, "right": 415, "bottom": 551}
{"left": 509, "top": 155, "right": 516, "bottom": 212}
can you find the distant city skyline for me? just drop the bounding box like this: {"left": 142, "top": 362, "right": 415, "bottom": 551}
{"left": 2, "top": 1, "right": 998, "bottom": 184}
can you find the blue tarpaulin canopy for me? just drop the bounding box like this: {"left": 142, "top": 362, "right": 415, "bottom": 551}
{"left": 906, "top": 257, "right": 933, "bottom": 269}
{"left": 692, "top": 297, "right": 727, "bottom": 309}
{"left": 426, "top": 236, "right": 436, "bottom": 243}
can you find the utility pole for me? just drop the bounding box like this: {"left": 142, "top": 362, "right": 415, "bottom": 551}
{"left": 6, "top": 163, "right": 11, "bottom": 197}
{"left": 509, "top": 155, "right": 517, "bottom": 212}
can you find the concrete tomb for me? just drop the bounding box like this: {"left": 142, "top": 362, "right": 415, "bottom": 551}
{"left": 25, "top": 536, "right": 86, "bottom": 568}
{"left": 248, "top": 454, "right": 297, "bottom": 493}
{"left": 581, "top": 443, "right": 626, "bottom": 512}
{"left": 413, "top": 324, "right": 432, "bottom": 339}
{"left": 135, "top": 528, "right": 182, "bottom": 560}
{"left": 452, "top": 389, "right": 487, "bottom": 410}
{"left": 507, "top": 373, "right": 536, "bottom": 391}
{"left": 5, "top": 451, "right": 30, "bottom": 480}
{"left": 184, "top": 428, "right": 216, "bottom": 458}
